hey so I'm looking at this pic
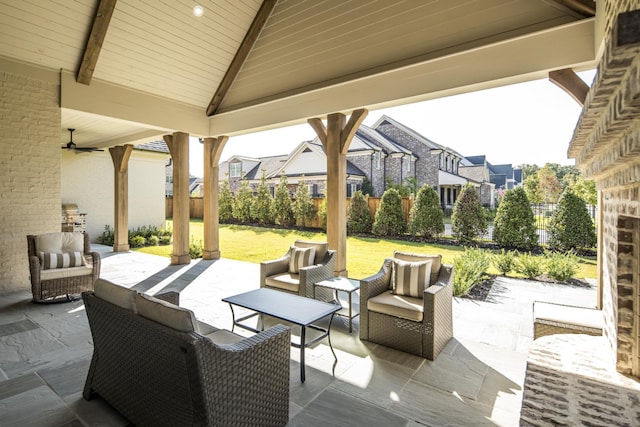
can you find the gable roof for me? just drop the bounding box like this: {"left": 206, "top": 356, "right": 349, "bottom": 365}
{"left": 135, "top": 141, "right": 170, "bottom": 154}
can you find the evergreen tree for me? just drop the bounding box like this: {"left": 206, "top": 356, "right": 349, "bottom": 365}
{"left": 493, "top": 187, "right": 538, "bottom": 250}
{"left": 272, "top": 175, "right": 294, "bottom": 226}
{"left": 347, "top": 190, "right": 373, "bottom": 234}
{"left": 251, "top": 171, "right": 273, "bottom": 224}
{"left": 372, "top": 188, "right": 406, "bottom": 236}
{"left": 361, "top": 177, "right": 374, "bottom": 196}
{"left": 218, "top": 177, "right": 234, "bottom": 223}
{"left": 293, "top": 180, "right": 315, "bottom": 227}
{"left": 232, "top": 179, "right": 253, "bottom": 223}
{"left": 408, "top": 184, "right": 444, "bottom": 238}
{"left": 548, "top": 190, "right": 596, "bottom": 251}
{"left": 451, "top": 184, "right": 487, "bottom": 245}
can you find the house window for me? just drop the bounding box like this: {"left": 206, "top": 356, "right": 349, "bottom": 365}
{"left": 374, "top": 151, "right": 381, "bottom": 170}
{"left": 307, "top": 184, "right": 314, "bottom": 195}
{"left": 405, "top": 156, "right": 411, "bottom": 172}
{"left": 440, "top": 153, "right": 445, "bottom": 169}
{"left": 230, "top": 162, "right": 241, "bottom": 178}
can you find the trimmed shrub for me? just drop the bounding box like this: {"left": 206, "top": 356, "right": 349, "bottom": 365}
{"left": 548, "top": 190, "right": 596, "bottom": 251}
{"left": 492, "top": 249, "right": 517, "bottom": 276}
{"left": 317, "top": 197, "right": 327, "bottom": 231}
{"left": 372, "top": 188, "right": 406, "bottom": 236}
{"left": 347, "top": 190, "right": 373, "bottom": 234}
{"left": 544, "top": 250, "right": 579, "bottom": 282}
{"left": 493, "top": 187, "right": 538, "bottom": 250}
{"left": 453, "top": 248, "right": 491, "bottom": 296}
{"left": 272, "top": 175, "right": 294, "bottom": 226}
{"left": 189, "top": 237, "right": 203, "bottom": 259}
{"left": 218, "top": 178, "right": 234, "bottom": 223}
{"left": 129, "top": 235, "right": 146, "bottom": 248}
{"left": 451, "top": 184, "right": 488, "bottom": 245}
{"left": 514, "top": 252, "right": 543, "bottom": 279}
{"left": 408, "top": 184, "right": 444, "bottom": 238}
{"left": 159, "top": 235, "right": 171, "bottom": 245}
{"left": 251, "top": 172, "right": 273, "bottom": 224}
{"left": 293, "top": 180, "right": 315, "bottom": 227}
{"left": 147, "top": 235, "right": 160, "bottom": 246}
{"left": 97, "top": 225, "right": 115, "bottom": 246}
{"left": 232, "top": 179, "right": 253, "bottom": 223}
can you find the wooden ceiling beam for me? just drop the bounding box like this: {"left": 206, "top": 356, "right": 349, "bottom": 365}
{"left": 549, "top": 68, "right": 589, "bottom": 106}
{"left": 206, "top": 0, "right": 277, "bottom": 117}
{"left": 77, "top": 0, "right": 117, "bottom": 85}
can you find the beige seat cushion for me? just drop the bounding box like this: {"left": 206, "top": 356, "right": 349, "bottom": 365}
{"left": 265, "top": 273, "right": 300, "bottom": 293}
{"left": 534, "top": 302, "right": 603, "bottom": 330}
{"left": 36, "top": 232, "right": 84, "bottom": 253}
{"left": 367, "top": 290, "right": 424, "bottom": 322}
{"left": 295, "top": 240, "right": 328, "bottom": 263}
{"left": 40, "top": 265, "right": 93, "bottom": 281}
{"left": 205, "top": 329, "right": 244, "bottom": 345}
{"left": 94, "top": 278, "right": 136, "bottom": 310}
{"left": 394, "top": 251, "right": 442, "bottom": 285}
{"left": 135, "top": 293, "right": 199, "bottom": 333}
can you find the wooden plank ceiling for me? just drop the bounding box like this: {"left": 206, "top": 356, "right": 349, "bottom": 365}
{"left": 0, "top": 0, "right": 596, "bottom": 147}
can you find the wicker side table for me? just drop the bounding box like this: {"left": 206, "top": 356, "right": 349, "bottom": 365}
{"left": 533, "top": 301, "right": 603, "bottom": 340}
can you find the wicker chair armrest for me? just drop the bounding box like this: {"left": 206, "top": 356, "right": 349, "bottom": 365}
{"left": 422, "top": 264, "right": 454, "bottom": 360}
{"left": 360, "top": 259, "right": 392, "bottom": 301}
{"left": 153, "top": 291, "right": 180, "bottom": 306}
{"left": 88, "top": 251, "right": 101, "bottom": 277}
{"left": 260, "top": 254, "right": 290, "bottom": 287}
{"left": 298, "top": 250, "right": 336, "bottom": 297}
{"left": 432, "top": 264, "right": 454, "bottom": 287}
{"left": 28, "top": 255, "right": 41, "bottom": 282}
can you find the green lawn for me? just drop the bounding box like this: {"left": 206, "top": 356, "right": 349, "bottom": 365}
{"left": 134, "top": 220, "right": 597, "bottom": 280}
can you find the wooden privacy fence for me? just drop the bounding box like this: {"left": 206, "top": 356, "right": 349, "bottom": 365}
{"left": 165, "top": 196, "right": 413, "bottom": 228}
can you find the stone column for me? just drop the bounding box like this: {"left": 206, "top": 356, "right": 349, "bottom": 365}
{"left": 109, "top": 145, "right": 133, "bottom": 252}
{"left": 164, "top": 132, "right": 190, "bottom": 265}
{"left": 309, "top": 109, "right": 368, "bottom": 276}
{"left": 202, "top": 136, "right": 228, "bottom": 260}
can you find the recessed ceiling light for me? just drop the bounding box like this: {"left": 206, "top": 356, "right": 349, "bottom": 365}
{"left": 193, "top": 5, "right": 204, "bottom": 17}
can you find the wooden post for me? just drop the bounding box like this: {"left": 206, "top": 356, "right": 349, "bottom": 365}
{"left": 309, "top": 109, "right": 368, "bottom": 276}
{"left": 164, "top": 132, "right": 191, "bottom": 265}
{"left": 109, "top": 145, "right": 133, "bottom": 252}
{"left": 202, "top": 136, "right": 228, "bottom": 260}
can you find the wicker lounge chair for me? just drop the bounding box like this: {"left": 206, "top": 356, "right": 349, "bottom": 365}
{"left": 359, "top": 251, "right": 454, "bottom": 360}
{"left": 260, "top": 240, "right": 336, "bottom": 301}
{"left": 27, "top": 232, "right": 100, "bottom": 302}
{"left": 83, "top": 279, "right": 291, "bottom": 426}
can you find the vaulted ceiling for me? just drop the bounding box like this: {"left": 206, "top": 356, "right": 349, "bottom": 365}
{"left": 0, "top": 0, "right": 598, "bottom": 149}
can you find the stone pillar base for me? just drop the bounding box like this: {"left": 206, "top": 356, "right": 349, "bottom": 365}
{"left": 112, "top": 244, "right": 130, "bottom": 252}
{"left": 203, "top": 250, "right": 220, "bottom": 260}
{"left": 171, "top": 254, "right": 191, "bottom": 265}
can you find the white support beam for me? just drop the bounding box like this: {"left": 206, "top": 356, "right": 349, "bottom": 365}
{"left": 209, "top": 19, "right": 596, "bottom": 136}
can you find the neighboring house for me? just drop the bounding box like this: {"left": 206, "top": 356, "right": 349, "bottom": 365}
{"left": 61, "top": 141, "right": 170, "bottom": 241}
{"left": 165, "top": 158, "right": 201, "bottom": 197}
{"left": 218, "top": 115, "right": 510, "bottom": 207}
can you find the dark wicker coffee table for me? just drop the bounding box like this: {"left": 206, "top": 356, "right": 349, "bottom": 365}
{"left": 222, "top": 288, "right": 340, "bottom": 382}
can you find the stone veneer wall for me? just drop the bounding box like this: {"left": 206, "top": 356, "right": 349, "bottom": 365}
{"left": 0, "top": 69, "right": 61, "bottom": 292}
{"left": 348, "top": 153, "right": 385, "bottom": 196}
{"left": 568, "top": 1, "right": 640, "bottom": 374}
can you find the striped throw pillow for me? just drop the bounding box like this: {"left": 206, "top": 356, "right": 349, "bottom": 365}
{"left": 288, "top": 246, "right": 316, "bottom": 274}
{"left": 39, "top": 251, "right": 85, "bottom": 269}
{"left": 391, "top": 258, "right": 432, "bottom": 298}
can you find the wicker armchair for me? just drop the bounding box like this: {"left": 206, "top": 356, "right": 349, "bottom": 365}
{"left": 260, "top": 240, "right": 336, "bottom": 301}
{"left": 27, "top": 232, "right": 100, "bottom": 302}
{"left": 83, "top": 279, "right": 291, "bottom": 426}
{"left": 359, "top": 251, "right": 454, "bottom": 360}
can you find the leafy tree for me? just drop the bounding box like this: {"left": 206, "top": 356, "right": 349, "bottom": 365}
{"left": 293, "top": 180, "right": 315, "bottom": 227}
{"left": 232, "top": 179, "right": 253, "bottom": 223}
{"left": 251, "top": 171, "right": 273, "bottom": 224}
{"left": 451, "top": 184, "right": 487, "bottom": 245}
{"left": 385, "top": 177, "right": 411, "bottom": 197}
{"left": 548, "top": 190, "right": 596, "bottom": 251}
{"left": 272, "top": 175, "right": 294, "bottom": 226}
{"left": 361, "top": 176, "right": 374, "bottom": 196}
{"left": 537, "top": 165, "right": 562, "bottom": 203}
{"left": 347, "top": 190, "right": 373, "bottom": 234}
{"left": 408, "top": 184, "right": 444, "bottom": 238}
{"left": 218, "top": 177, "right": 234, "bottom": 223}
{"left": 372, "top": 188, "right": 406, "bottom": 236}
{"left": 523, "top": 174, "right": 542, "bottom": 204}
{"left": 564, "top": 174, "right": 597, "bottom": 205}
{"left": 492, "top": 187, "right": 538, "bottom": 250}
{"left": 317, "top": 195, "right": 327, "bottom": 231}
{"left": 519, "top": 164, "right": 539, "bottom": 180}
{"left": 404, "top": 176, "right": 419, "bottom": 196}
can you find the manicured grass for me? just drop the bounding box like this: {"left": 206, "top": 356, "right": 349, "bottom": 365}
{"left": 134, "top": 220, "right": 597, "bottom": 280}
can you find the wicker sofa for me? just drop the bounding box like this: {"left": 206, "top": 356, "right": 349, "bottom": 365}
{"left": 82, "top": 279, "right": 291, "bottom": 427}
{"left": 260, "top": 240, "right": 336, "bottom": 301}
{"left": 27, "top": 232, "right": 100, "bottom": 302}
{"left": 359, "top": 251, "right": 454, "bottom": 360}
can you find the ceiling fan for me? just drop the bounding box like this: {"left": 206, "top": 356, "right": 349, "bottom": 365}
{"left": 61, "top": 128, "right": 104, "bottom": 152}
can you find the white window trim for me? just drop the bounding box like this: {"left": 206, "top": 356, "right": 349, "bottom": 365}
{"left": 230, "top": 162, "right": 241, "bottom": 178}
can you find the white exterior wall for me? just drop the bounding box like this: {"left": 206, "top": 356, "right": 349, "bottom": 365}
{"left": 0, "top": 68, "right": 61, "bottom": 292}
{"left": 62, "top": 150, "right": 168, "bottom": 242}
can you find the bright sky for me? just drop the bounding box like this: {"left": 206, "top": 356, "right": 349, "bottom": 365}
{"left": 189, "top": 70, "right": 596, "bottom": 178}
